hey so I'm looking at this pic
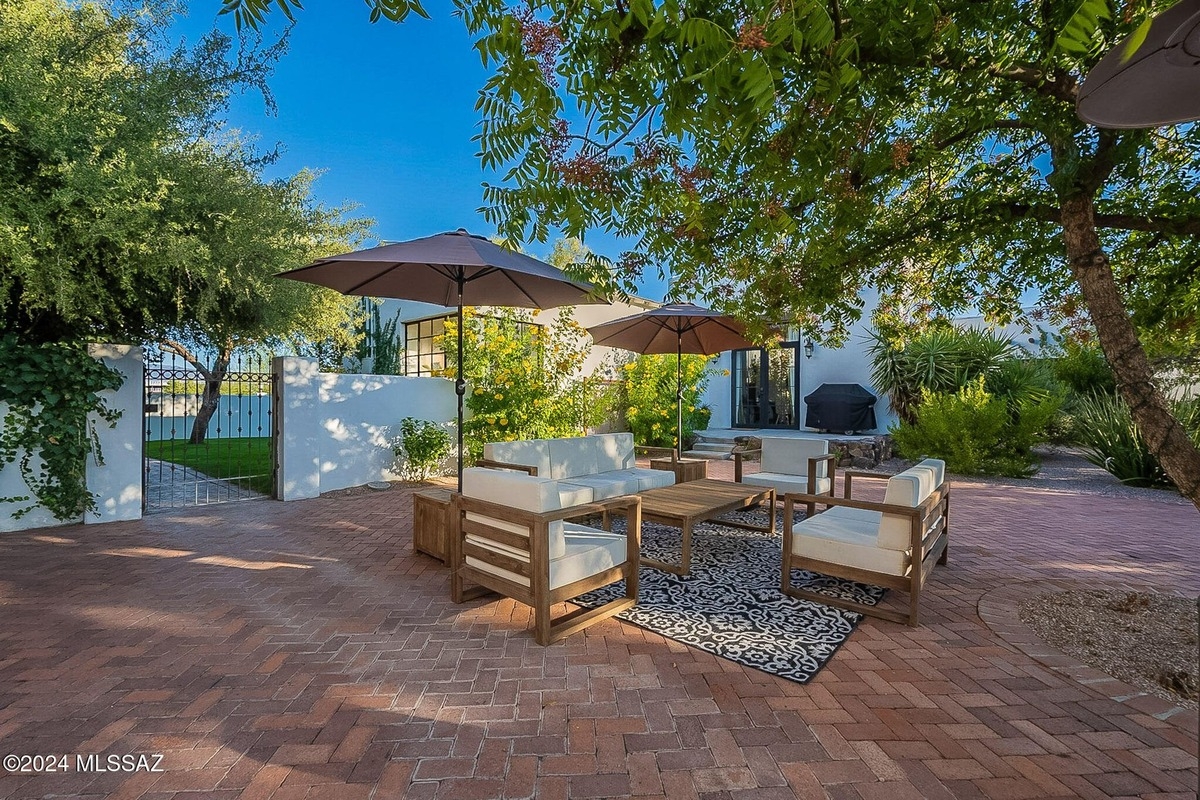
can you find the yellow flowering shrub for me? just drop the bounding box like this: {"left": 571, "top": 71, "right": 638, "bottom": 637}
{"left": 439, "top": 308, "right": 610, "bottom": 459}
{"left": 618, "top": 354, "right": 713, "bottom": 449}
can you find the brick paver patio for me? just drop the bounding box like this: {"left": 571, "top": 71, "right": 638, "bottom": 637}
{"left": 0, "top": 460, "right": 1196, "bottom": 799}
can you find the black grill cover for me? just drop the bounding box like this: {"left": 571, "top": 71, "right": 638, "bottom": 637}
{"left": 804, "top": 383, "right": 878, "bottom": 433}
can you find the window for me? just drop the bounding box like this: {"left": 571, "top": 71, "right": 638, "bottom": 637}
{"left": 403, "top": 313, "right": 545, "bottom": 376}
{"left": 404, "top": 316, "right": 448, "bottom": 376}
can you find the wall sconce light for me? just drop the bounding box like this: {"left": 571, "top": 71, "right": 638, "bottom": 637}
{"left": 803, "top": 340, "right": 815, "bottom": 359}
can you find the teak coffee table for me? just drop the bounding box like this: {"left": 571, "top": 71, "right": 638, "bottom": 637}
{"left": 635, "top": 478, "right": 775, "bottom": 576}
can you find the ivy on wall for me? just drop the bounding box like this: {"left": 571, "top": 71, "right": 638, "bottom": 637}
{"left": 0, "top": 337, "right": 124, "bottom": 520}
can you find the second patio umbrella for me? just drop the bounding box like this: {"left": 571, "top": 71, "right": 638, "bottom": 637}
{"left": 278, "top": 229, "right": 605, "bottom": 490}
{"left": 587, "top": 303, "right": 754, "bottom": 459}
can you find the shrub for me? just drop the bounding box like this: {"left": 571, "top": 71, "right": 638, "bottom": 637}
{"left": 892, "top": 377, "right": 1054, "bottom": 477}
{"left": 1046, "top": 338, "right": 1116, "bottom": 397}
{"left": 442, "top": 308, "right": 608, "bottom": 460}
{"left": 391, "top": 417, "right": 452, "bottom": 481}
{"left": 1072, "top": 394, "right": 1200, "bottom": 488}
{"left": 618, "top": 354, "right": 713, "bottom": 450}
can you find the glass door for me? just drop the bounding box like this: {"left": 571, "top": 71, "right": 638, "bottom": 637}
{"left": 731, "top": 345, "right": 799, "bottom": 428}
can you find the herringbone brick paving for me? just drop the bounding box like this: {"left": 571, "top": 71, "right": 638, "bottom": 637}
{"left": 0, "top": 460, "right": 1195, "bottom": 799}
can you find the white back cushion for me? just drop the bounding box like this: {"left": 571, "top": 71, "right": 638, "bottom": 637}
{"left": 548, "top": 436, "right": 600, "bottom": 479}
{"left": 461, "top": 467, "right": 566, "bottom": 559}
{"left": 483, "top": 439, "right": 552, "bottom": 477}
{"left": 877, "top": 459, "right": 945, "bottom": 550}
{"left": 594, "top": 432, "right": 636, "bottom": 471}
{"left": 761, "top": 437, "right": 830, "bottom": 477}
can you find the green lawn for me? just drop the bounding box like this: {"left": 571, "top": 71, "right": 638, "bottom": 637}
{"left": 145, "top": 436, "right": 274, "bottom": 496}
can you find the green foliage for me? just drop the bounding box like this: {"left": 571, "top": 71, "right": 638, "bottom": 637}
{"left": 219, "top": 0, "right": 428, "bottom": 31}
{"left": 1073, "top": 394, "right": 1200, "bottom": 488}
{"left": 0, "top": 336, "right": 123, "bottom": 519}
{"left": 350, "top": 303, "right": 403, "bottom": 375}
{"left": 617, "top": 354, "right": 713, "bottom": 450}
{"left": 390, "top": 417, "right": 452, "bottom": 481}
{"left": 869, "top": 327, "right": 1023, "bottom": 424}
{"left": 1045, "top": 337, "right": 1117, "bottom": 398}
{"left": 0, "top": 0, "right": 370, "bottom": 349}
{"left": 892, "top": 377, "right": 1053, "bottom": 478}
{"left": 444, "top": 308, "right": 608, "bottom": 460}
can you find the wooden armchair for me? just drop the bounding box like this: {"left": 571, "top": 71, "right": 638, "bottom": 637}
{"left": 781, "top": 458, "right": 950, "bottom": 626}
{"left": 734, "top": 436, "right": 837, "bottom": 501}
{"left": 450, "top": 467, "right": 641, "bottom": 645}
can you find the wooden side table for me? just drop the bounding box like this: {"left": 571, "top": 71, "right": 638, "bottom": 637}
{"left": 412, "top": 488, "right": 453, "bottom": 564}
{"left": 649, "top": 457, "right": 708, "bottom": 483}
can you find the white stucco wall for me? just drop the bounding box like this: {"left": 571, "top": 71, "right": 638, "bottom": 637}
{"left": 1, "top": 344, "right": 143, "bottom": 532}
{"left": 274, "top": 357, "right": 456, "bottom": 500}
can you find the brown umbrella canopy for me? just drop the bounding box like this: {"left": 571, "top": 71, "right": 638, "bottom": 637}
{"left": 278, "top": 229, "right": 602, "bottom": 308}
{"left": 278, "top": 229, "right": 606, "bottom": 490}
{"left": 588, "top": 304, "right": 755, "bottom": 458}
{"left": 587, "top": 303, "right": 754, "bottom": 355}
{"left": 1077, "top": 0, "right": 1200, "bottom": 128}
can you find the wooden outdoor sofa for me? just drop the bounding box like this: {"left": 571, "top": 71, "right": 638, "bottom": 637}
{"left": 781, "top": 458, "right": 950, "bottom": 626}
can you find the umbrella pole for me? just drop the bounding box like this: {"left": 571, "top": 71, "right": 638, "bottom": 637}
{"left": 676, "top": 335, "right": 683, "bottom": 462}
{"left": 456, "top": 277, "right": 465, "bottom": 493}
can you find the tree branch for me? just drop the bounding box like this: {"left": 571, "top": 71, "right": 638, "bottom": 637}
{"left": 1003, "top": 203, "right": 1200, "bottom": 235}
{"left": 1079, "top": 129, "right": 1121, "bottom": 195}
{"left": 933, "top": 119, "right": 1039, "bottom": 151}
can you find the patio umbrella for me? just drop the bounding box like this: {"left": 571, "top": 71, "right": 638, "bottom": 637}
{"left": 587, "top": 303, "right": 754, "bottom": 459}
{"left": 1077, "top": 0, "right": 1200, "bottom": 128}
{"left": 278, "top": 229, "right": 605, "bottom": 490}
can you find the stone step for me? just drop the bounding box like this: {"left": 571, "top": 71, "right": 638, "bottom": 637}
{"left": 690, "top": 442, "right": 735, "bottom": 453}
{"left": 681, "top": 449, "right": 734, "bottom": 461}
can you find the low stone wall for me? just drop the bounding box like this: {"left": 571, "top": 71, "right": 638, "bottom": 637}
{"left": 733, "top": 434, "right": 893, "bottom": 469}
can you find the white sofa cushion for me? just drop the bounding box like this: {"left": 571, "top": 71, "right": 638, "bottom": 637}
{"left": 556, "top": 482, "right": 594, "bottom": 507}
{"left": 466, "top": 526, "right": 627, "bottom": 591}
{"left": 877, "top": 458, "right": 945, "bottom": 550}
{"left": 483, "top": 439, "right": 552, "bottom": 477}
{"left": 742, "top": 472, "right": 833, "bottom": 497}
{"left": 548, "top": 436, "right": 601, "bottom": 480}
{"left": 609, "top": 467, "right": 674, "bottom": 491}
{"left": 594, "top": 432, "right": 636, "bottom": 471}
{"left": 560, "top": 472, "right": 643, "bottom": 500}
{"left": 761, "top": 437, "right": 830, "bottom": 477}
{"left": 461, "top": 467, "right": 566, "bottom": 559}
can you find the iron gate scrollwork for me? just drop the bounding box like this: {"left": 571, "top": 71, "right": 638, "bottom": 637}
{"left": 143, "top": 350, "right": 276, "bottom": 511}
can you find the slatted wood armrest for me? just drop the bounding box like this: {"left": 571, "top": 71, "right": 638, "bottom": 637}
{"left": 475, "top": 458, "right": 538, "bottom": 476}
{"left": 781, "top": 491, "right": 921, "bottom": 519}
{"left": 842, "top": 468, "right": 891, "bottom": 497}
{"left": 733, "top": 448, "right": 762, "bottom": 481}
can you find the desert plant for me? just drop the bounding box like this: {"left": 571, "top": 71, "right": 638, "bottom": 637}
{"left": 391, "top": 417, "right": 452, "bottom": 481}
{"left": 869, "top": 327, "right": 1021, "bottom": 424}
{"left": 1073, "top": 394, "right": 1200, "bottom": 488}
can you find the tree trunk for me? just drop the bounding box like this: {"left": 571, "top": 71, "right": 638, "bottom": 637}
{"left": 1060, "top": 195, "right": 1200, "bottom": 512}
{"left": 187, "top": 357, "right": 228, "bottom": 445}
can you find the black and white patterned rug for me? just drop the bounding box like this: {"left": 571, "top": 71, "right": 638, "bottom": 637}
{"left": 573, "top": 508, "right": 886, "bottom": 684}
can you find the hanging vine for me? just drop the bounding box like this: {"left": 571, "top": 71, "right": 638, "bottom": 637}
{"left": 0, "top": 336, "right": 124, "bottom": 520}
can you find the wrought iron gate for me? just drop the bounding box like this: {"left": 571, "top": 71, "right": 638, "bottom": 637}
{"left": 143, "top": 350, "right": 277, "bottom": 511}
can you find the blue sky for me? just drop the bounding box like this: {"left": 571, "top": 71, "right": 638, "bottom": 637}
{"left": 171, "top": 4, "right": 665, "bottom": 300}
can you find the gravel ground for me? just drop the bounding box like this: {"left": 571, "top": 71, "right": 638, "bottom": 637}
{"left": 1020, "top": 590, "right": 1199, "bottom": 710}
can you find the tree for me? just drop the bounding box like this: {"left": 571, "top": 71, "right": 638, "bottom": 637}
{"left": 222, "top": 0, "right": 1200, "bottom": 511}
{"left": 154, "top": 147, "right": 370, "bottom": 443}
{"left": 0, "top": 0, "right": 296, "bottom": 346}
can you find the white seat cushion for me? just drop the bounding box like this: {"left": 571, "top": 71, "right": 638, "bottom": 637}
{"left": 559, "top": 472, "right": 643, "bottom": 500}
{"left": 761, "top": 437, "right": 830, "bottom": 477}
{"left": 742, "top": 472, "right": 832, "bottom": 497}
{"left": 608, "top": 467, "right": 674, "bottom": 491}
{"left": 792, "top": 517, "right": 909, "bottom": 576}
{"left": 466, "top": 526, "right": 627, "bottom": 590}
